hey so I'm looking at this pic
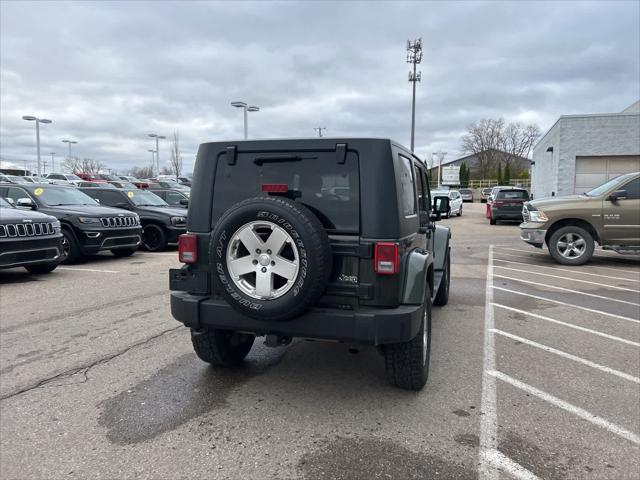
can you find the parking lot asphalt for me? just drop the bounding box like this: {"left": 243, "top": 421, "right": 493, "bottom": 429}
{"left": 1, "top": 202, "right": 638, "bottom": 480}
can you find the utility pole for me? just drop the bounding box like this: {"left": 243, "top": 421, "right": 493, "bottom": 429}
{"left": 42, "top": 160, "right": 48, "bottom": 174}
{"left": 313, "top": 127, "right": 327, "bottom": 138}
{"left": 433, "top": 151, "right": 447, "bottom": 188}
{"left": 406, "top": 38, "right": 423, "bottom": 153}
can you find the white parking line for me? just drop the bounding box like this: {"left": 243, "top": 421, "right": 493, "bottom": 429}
{"left": 492, "top": 303, "right": 640, "bottom": 347}
{"left": 494, "top": 274, "right": 640, "bottom": 307}
{"left": 479, "top": 245, "right": 499, "bottom": 480}
{"left": 480, "top": 449, "right": 540, "bottom": 480}
{"left": 494, "top": 250, "right": 640, "bottom": 277}
{"left": 489, "top": 370, "right": 640, "bottom": 445}
{"left": 494, "top": 265, "right": 639, "bottom": 293}
{"left": 493, "top": 256, "right": 640, "bottom": 283}
{"left": 57, "top": 267, "right": 119, "bottom": 274}
{"left": 492, "top": 286, "right": 640, "bottom": 325}
{"left": 495, "top": 246, "right": 640, "bottom": 261}
{"left": 491, "top": 329, "right": 640, "bottom": 383}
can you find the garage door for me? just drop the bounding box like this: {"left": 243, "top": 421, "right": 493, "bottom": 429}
{"left": 575, "top": 155, "right": 640, "bottom": 193}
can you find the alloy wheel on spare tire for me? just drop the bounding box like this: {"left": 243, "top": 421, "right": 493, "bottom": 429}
{"left": 211, "top": 196, "right": 332, "bottom": 321}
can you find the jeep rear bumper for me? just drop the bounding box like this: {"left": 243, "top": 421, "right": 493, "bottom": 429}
{"left": 170, "top": 292, "right": 423, "bottom": 346}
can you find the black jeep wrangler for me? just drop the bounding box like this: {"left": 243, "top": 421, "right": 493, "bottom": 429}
{"left": 170, "top": 138, "right": 451, "bottom": 390}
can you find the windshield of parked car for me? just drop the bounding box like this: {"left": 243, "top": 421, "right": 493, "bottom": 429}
{"left": 64, "top": 174, "right": 83, "bottom": 181}
{"left": 34, "top": 186, "right": 98, "bottom": 206}
{"left": 496, "top": 190, "right": 529, "bottom": 200}
{"left": 126, "top": 190, "right": 168, "bottom": 206}
{"left": 0, "top": 197, "right": 13, "bottom": 208}
{"left": 584, "top": 174, "right": 634, "bottom": 197}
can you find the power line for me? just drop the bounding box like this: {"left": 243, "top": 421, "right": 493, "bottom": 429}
{"left": 406, "top": 38, "right": 423, "bottom": 153}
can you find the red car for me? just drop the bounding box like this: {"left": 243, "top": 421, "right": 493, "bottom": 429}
{"left": 76, "top": 173, "right": 107, "bottom": 183}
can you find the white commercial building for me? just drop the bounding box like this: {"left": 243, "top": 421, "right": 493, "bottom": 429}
{"left": 531, "top": 100, "right": 640, "bottom": 198}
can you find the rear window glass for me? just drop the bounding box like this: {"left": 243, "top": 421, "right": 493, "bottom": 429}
{"left": 497, "top": 190, "right": 529, "bottom": 200}
{"left": 213, "top": 151, "right": 359, "bottom": 233}
{"left": 459, "top": 189, "right": 472, "bottom": 194}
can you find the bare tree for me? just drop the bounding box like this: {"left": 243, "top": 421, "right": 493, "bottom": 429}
{"left": 61, "top": 157, "right": 104, "bottom": 174}
{"left": 460, "top": 118, "right": 540, "bottom": 178}
{"left": 169, "top": 130, "right": 183, "bottom": 180}
{"left": 130, "top": 166, "right": 154, "bottom": 179}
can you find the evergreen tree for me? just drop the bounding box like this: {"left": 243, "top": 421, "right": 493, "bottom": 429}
{"left": 504, "top": 163, "right": 511, "bottom": 184}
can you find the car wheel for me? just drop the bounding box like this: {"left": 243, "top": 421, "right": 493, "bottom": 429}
{"left": 111, "top": 248, "right": 137, "bottom": 257}
{"left": 191, "top": 329, "right": 255, "bottom": 366}
{"left": 548, "top": 225, "right": 594, "bottom": 266}
{"left": 383, "top": 286, "right": 431, "bottom": 391}
{"left": 489, "top": 216, "right": 496, "bottom": 225}
{"left": 142, "top": 224, "right": 168, "bottom": 251}
{"left": 210, "top": 196, "right": 332, "bottom": 321}
{"left": 433, "top": 251, "right": 450, "bottom": 306}
{"left": 60, "top": 229, "right": 82, "bottom": 264}
{"left": 446, "top": 207, "right": 451, "bottom": 218}
{"left": 457, "top": 205, "right": 462, "bottom": 217}
{"left": 24, "top": 262, "right": 59, "bottom": 274}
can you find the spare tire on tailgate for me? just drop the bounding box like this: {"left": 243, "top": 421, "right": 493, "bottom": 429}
{"left": 211, "top": 196, "right": 332, "bottom": 321}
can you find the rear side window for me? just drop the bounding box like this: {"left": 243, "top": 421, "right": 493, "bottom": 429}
{"left": 497, "top": 190, "right": 529, "bottom": 200}
{"left": 213, "top": 151, "right": 359, "bottom": 233}
{"left": 398, "top": 155, "right": 416, "bottom": 216}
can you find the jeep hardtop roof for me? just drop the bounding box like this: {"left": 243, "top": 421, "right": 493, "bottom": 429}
{"left": 190, "top": 138, "right": 431, "bottom": 239}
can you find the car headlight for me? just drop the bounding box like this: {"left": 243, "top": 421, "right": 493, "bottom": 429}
{"left": 528, "top": 210, "right": 548, "bottom": 222}
{"left": 171, "top": 216, "right": 186, "bottom": 226}
{"left": 78, "top": 217, "right": 100, "bottom": 224}
{"left": 52, "top": 220, "right": 61, "bottom": 232}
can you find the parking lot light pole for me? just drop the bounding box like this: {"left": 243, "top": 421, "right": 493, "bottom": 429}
{"left": 62, "top": 139, "right": 78, "bottom": 163}
{"left": 231, "top": 101, "right": 260, "bottom": 140}
{"left": 148, "top": 149, "right": 157, "bottom": 170}
{"left": 148, "top": 134, "right": 166, "bottom": 176}
{"left": 22, "top": 116, "right": 52, "bottom": 176}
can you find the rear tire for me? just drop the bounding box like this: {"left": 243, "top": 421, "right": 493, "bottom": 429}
{"left": 191, "top": 329, "right": 255, "bottom": 366}
{"left": 433, "top": 252, "right": 450, "bottom": 306}
{"left": 457, "top": 205, "right": 462, "bottom": 217}
{"left": 489, "top": 217, "right": 496, "bottom": 225}
{"left": 548, "top": 225, "right": 594, "bottom": 266}
{"left": 111, "top": 248, "right": 137, "bottom": 257}
{"left": 25, "top": 263, "right": 59, "bottom": 274}
{"left": 383, "top": 287, "right": 431, "bottom": 391}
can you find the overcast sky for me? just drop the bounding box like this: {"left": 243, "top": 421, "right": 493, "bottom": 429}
{"left": 1, "top": 0, "right": 638, "bottom": 174}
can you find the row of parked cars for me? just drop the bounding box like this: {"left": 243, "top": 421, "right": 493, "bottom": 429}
{"left": 0, "top": 176, "right": 192, "bottom": 274}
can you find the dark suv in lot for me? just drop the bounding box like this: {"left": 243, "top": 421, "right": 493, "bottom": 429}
{"left": 0, "top": 183, "right": 141, "bottom": 263}
{"left": 489, "top": 188, "right": 530, "bottom": 224}
{"left": 80, "top": 188, "right": 187, "bottom": 251}
{"left": 0, "top": 197, "right": 63, "bottom": 273}
{"left": 170, "top": 138, "right": 452, "bottom": 390}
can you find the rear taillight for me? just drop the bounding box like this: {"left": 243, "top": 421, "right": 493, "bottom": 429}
{"left": 493, "top": 201, "right": 505, "bottom": 206}
{"left": 262, "top": 183, "right": 288, "bottom": 193}
{"left": 178, "top": 234, "right": 198, "bottom": 264}
{"left": 374, "top": 242, "right": 398, "bottom": 275}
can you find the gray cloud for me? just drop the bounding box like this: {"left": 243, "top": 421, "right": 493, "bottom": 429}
{"left": 1, "top": 0, "right": 638, "bottom": 174}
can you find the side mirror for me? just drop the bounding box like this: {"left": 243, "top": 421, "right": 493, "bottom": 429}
{"left": 608, "top": 189, "right": 627, "bottom": 202}
{"left": 432, "top": 195, "right": 450, "bottom": 216}
{"left": 179, "top": 198, "right": 189, "bottom": 206}
{"left": 17, "top": 197, "right": 35, "bottom": 209}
